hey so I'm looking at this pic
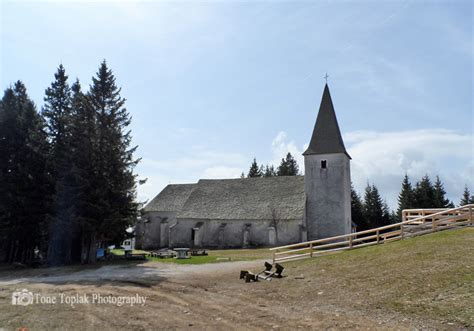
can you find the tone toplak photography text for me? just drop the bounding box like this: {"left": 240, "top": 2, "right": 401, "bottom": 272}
{"left": 11, "top": 289, "right": 147, "bottom": 307}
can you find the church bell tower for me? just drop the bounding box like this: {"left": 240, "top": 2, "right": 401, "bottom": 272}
{"left": 304, "top": 84, "right": 351, "bottom": 240}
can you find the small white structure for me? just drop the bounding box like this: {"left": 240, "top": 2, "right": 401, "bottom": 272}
{"left": 122, "top": 226, "right": 136, "bottom": 250}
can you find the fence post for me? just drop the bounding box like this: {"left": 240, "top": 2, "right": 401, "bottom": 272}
{"left": 272, "top": 250, "right": 275, "bottom": 264}
{"left": 349, "top": 235, "right": 353, "bottom": 248}
{"left": 310, "top": 243, "right": 313, "bottom": 258}
{"left": 400, "top": 224, "right": 404, "bottom": 239}
{"left": 376, "top": 230, "right": 380, "bottom": 244}
{"left": 470, "top": 205, "right": 473, "bottom": 226}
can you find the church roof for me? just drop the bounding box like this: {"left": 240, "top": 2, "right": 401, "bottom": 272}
{"left": 142, "top": 183, "right": 196, "bottom": 213}
{"left": 303, "top": 84, "right": 350, "bottom": 158}
{"left": 143, "top": 176, "right": 305, "bottom": 220}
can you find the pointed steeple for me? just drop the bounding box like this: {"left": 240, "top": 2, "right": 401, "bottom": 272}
{"left": 303, "top": 84, "right": 350, "bottom": 158}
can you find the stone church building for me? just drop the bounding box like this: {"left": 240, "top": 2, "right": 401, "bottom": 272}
{"left": 136, "top": 84, "right": 352, "bottom": 249}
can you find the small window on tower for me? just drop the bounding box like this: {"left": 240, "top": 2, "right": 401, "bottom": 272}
{"left": 321, "top": 160, "right": 327, "bottom": 169}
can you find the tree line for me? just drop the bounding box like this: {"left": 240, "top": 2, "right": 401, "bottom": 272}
{"left": 0, "top": 61, "right": 139, "bottom": 266}
{"left": 242, "top": 152, "right": 300, "bottom": 178}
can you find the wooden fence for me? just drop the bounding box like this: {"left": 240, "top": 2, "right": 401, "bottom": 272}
{"left": 270, "top": 204, "right": 473, "bottom": 263}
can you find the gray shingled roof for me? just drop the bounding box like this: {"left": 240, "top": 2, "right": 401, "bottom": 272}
{"left": 303, "top": 84, "right": 350, "bottom": 158}
{"left": 142, "top": 183, "right": 196, "bottom": 212}
{"left": 177, "top": 176, "right": 305, "bottom": 220}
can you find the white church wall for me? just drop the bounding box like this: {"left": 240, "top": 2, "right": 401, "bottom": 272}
{"left": 169, "top": 218, "right": 303, "bottom": 248}
{"left": 136, "top": 211, "right": 176, "bottom": 250}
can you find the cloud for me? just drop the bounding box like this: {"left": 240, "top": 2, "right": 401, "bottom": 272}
{"left": 270, "top": 131, "right": 307, "bottom": 169}
{"left": 136, "top": 150, "right": 247, "bottom": 202}
{"left": 346, "top": 129, "right": 473, "bottom": 209}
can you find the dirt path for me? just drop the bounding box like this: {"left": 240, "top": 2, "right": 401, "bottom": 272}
{"left": 0, "top": 260, "right": 264, "bottom": 286}
{"left": 0, "top": 259, "right": 456, "bottom": 330}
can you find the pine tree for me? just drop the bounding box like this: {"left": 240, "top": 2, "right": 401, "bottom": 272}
{"left": 363, "top": 184, "right": 384, "bottom": 230}
{"left": 396, "top": 174, "right": 415, "bottom": 221}
{"left": 350, "top": 185, "right": 366, "bottom": 230}
{"left": 433, "top": 176, "right": 453, "bottom": 208}
{"left": 43, "top": 64, "right": 72, "bottom": 164}
{"left": 263, "top": 165, "right": 277, "bottom": 177}
{"left": 0, "top": 82, "right": 50, "bottom": 264}
{"left": 277, "top": 153, "right": 299, "bottom": 176}
{"left": 381, "top": 200, "right": 392, "bottom": 226}
{"left": 43, "top": 65, "right": 75, "bottom": 266}
{"left": 459, "top": 186, "right": 472, "bottom": 206}
{"left": 88, "top": 60, "right": 139, "bottom": 248}
{"left": 68, "top": 79, "right": 103, "bottom": 263}
{"left": 413, "top": 175, "right": 435, "bottom": 208}
{"left": 247, "top": 158, "right": 262, "bottom": 177}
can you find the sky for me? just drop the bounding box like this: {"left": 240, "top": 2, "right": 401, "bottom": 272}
{"left": 1, "top": 0, "right": 473, "bottom": 210}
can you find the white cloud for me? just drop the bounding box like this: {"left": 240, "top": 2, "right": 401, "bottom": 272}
{"left": 136, "top": 150, "right": 247, "bottom": 202}
{"left": 346, "top": 129, "right": 473, "bottom": 209}
{"left": 270, "top": 131, "right": 307, "bottom": 170}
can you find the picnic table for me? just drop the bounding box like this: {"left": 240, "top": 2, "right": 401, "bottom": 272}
{"left": 173, "top": 248, "right": 190, "bottom": 259}
{"left": 148, "top": 250, "right": 176, "bottom": 259}
{"left": 189, "top": 249, "right": 208, "bottom": 256}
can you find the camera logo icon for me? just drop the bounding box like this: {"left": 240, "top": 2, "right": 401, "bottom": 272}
{"left": 12, "top": 289, "right": 34, "bottom": 306}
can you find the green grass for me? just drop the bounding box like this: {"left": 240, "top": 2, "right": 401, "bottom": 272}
{"left": 284, "top": 227, "right": 474, "bottom": 328}
{"left": 110, "top": 249, "right": 147, "bottom": 256}
{"left": 110, "top": 247, "right": 272, "bottom": 264}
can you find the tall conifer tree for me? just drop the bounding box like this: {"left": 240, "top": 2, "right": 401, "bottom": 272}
{"left": 277, "top": 153, "right": 299, "bottom": 176}
{"left": 247, "top": 158, "right": 262, "bottom": 177}
{"left": 396, "top": 174, "right": 415, "bottom": 220}
{"left": 88, "top": 61, "right": 139, "bottom": 246}
{"left": 433, "top": 176, "right": 453, "bottom": 208}
{"left": 363, "top": 184, "right": 384, "bottom": 230}
{"left": 350, "top": 185, "right": 366, "bottom": 230}
{"left": 459, "top": 186, "right": 473, "bottom": 206}
{"left": 43, "top": 65, "right": 74, "bottom": 265}
{"left": 413, "top": 175, "right": 435, "bottom": 208}
{"left": 0, "top": 82, "right": 49, "bottom": 264}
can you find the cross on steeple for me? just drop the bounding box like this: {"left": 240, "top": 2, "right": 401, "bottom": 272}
{"left": 324, "top": 73, "right": 329, "bottom": 84}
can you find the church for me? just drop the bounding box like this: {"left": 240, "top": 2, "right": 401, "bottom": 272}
{"left": 136, "top": 84, "right": 352, "bottom": 249}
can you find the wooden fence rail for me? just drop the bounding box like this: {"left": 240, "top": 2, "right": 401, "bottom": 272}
{"left": 270, "top": 204, "right": 474, "bottom": 263}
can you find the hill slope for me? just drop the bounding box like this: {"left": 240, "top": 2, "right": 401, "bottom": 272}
{"left": 279, "top": 227, "right": 473, "bottom": 328}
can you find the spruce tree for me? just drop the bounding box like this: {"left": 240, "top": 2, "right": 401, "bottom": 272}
{"left": 459, "top": 186, "right": 472, "bottom": 206}
{"left": 88, "top": 60, "right": 139, "bottom": 248}
{"left": 68, "top": 79, "right": 103, "bottom": 263}
{"left": 413, "top": 175, "right": 435, "bottom": 208}
{"left": 264, "top": 165, "right": 277, "bottom": 177}
{"left": 396, "top": 174, "right": 415, "bottom": 221}
{"left": 433, "top": 176, "right": 453, "bottom": 208}
{"left": 277, "top": 153, "right": 299, "bottom": 176}
{"left": 0, "top": 82, "right": 50, "bottom": 264}
{"left": 363, "top": 184, "right": 384, "bottom": 230}
{"left": 43, "top": 64, "right": 72, "bottom": 164}
{"left": 247, "top": 158, "right": 262, "bottom": 177}
{"left": 350, "top": 185, "right": 366, "bottom": 230}
{"left": 381, "top": 200, "right": 392, "bottom": 226}
{"left": 43, "top": 65, "right": 75, "bottom": 265}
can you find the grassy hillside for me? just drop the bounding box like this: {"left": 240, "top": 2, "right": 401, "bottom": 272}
{"left": 280, "top": 227, "right": 474, "bottom": 328}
